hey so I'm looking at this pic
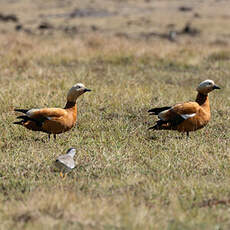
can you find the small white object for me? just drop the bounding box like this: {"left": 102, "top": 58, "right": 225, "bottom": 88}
{"left": 55, "top": 148, "right": 76, "bottom": 173}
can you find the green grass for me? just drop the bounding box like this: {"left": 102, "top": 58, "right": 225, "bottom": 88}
{"left": 0, "top": 32, "right": 230, "bottom": 230}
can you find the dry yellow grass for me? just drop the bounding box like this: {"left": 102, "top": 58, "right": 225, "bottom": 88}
{"left": 0, "top": 0, "right": 230, "bottom": 229}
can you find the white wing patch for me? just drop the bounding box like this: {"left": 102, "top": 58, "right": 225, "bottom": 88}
{"left": 158, "top": 109, "right": 170, "bottom": 121}
{"left": 26, "top": 109, "right": 40, "bottom": 117}
{"left": 180, "top": 113, "right": 196, "bottom": 120}
{"left": 26, "top": 109, "right": 53, "bottom": 120}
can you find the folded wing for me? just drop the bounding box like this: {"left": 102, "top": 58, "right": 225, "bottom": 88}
{"left": 56, "top": 155, "right": 75, "bottom": 170}
{"left": 149, "top": 102, "right": 199, "bottom": 130}
{"left": 14, "top": 108, "right": 68, "bottom": 131}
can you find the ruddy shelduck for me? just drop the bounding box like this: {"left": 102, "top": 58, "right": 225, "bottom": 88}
{"left": 55, "top": 148, "right": 76, "bottom": 178}
{"left": 14, "top": 83, "right": 91, "bottom": 139}
{"left": 148, "top": 79, "right": 220, "bottom": 137}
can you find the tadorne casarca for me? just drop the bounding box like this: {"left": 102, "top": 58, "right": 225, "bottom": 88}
{"left": 14, "top": 83, "right": 91, "bottom": 139}
{"left": 148, "top": 80, "right": 220, "bottom": 137}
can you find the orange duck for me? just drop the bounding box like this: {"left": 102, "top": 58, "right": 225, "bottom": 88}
{"left": 14, "top": 83, "right": 91, "bottom": 139}
{"left": 148, "top": 80, "right": 220, "bottom": 137}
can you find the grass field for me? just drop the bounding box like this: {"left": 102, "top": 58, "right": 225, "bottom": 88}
{"left": 0, "top": 1, "right": 230, "bottom": 229}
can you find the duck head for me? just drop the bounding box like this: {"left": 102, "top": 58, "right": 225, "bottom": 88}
{"left": 67, "top": 83, "right": 91, "bottom": 102}
{"left": 196, "top": 79, "right": 220, "bottom": 95}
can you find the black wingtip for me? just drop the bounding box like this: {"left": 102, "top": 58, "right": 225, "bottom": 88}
{"left": 148, "top": 108, "right": 156, "bottom": 114}
{"left": 13, "top": 121, "right": 23, "bottom": 125}
{"left": 14, "top": 109, "right": 28, "bottom": 114}
{"left": 148, "top": 111, "right": 157, "bottom": 116}
{"left": 148, "top": 106, "right": 171, "bottom": 115}
{"left": 148, "top": 124, "right": 160, "bottom": 130}
{"left": 16, "top": 115, "right": 28, "bottom": 120}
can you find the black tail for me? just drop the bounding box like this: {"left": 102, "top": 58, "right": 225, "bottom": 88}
{"left": 148, "top": 113, "right": 185, "bottom": 131}
{"left": 15, "top": 115, "right": 37, "bottom": 122}
{"left": 14, "top": 114, "right": 45, "bottom": 127}
{"left": 13, "top": 115, "right": 31, "bottom": 126}
{"left": 14, "top": 109, "right": 29, "bottom": 114}
{"left": 148, "top": 120, "right": 167, "bottom": 130}
{"left": 14, "top": 115, "right": 39, "bottom": 125}
{"left": 148, "top": 106, "right": 171, "bottom": 115}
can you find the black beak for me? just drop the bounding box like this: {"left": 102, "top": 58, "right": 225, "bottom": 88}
{"left": 84, "top": 88, "right": 91, "bottom": 92}
{"left": 213, "top": 85, "right": 220, "bottom": 90}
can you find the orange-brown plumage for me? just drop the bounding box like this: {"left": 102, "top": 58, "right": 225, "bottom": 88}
{"left": 14, "top": 83, "right": 91, "bottom": 139}
{"left": 148, "top": 80, "right": 220, "bottom": 137}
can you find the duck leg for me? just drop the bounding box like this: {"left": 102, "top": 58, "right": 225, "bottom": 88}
{"left": 63, "top": 173, "right": 67, "bottom": 179}
{"left": 60, "top": 172, "right": 67, "bottom": 179}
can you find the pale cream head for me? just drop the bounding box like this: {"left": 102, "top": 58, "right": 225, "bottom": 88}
{"left": 196, "top": 79, "right": 220, "bottom": 95}
{"left": 67, "top": 83, "right": 91, "bottom": 102}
